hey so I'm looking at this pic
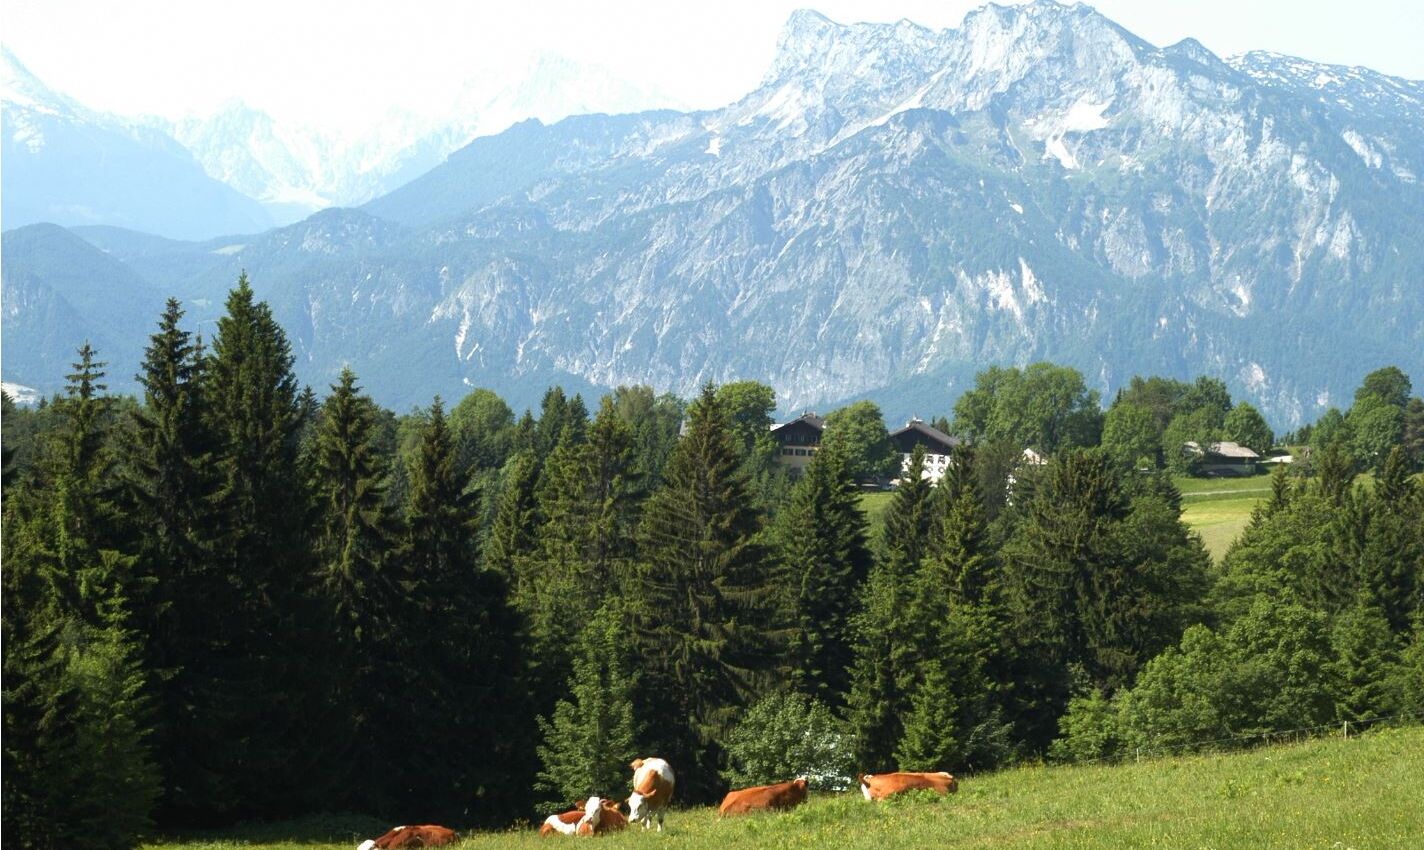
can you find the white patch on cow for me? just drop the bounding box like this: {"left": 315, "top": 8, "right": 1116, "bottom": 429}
{"left": 357, "top": 841, "right": 376, "bottom": 850}
{"left": 542, "top": 814, "right": 577, "bottom": 836}
{"left": 575, "top": 796, "right": 605, "bottom": 834}
{"left": 860, "top": 777, "right": 873, "bottom": 801}
{"left": 628, "top": 757, "right": 675, "bottom": 830}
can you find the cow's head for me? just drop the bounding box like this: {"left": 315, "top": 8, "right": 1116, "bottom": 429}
{"left": 575, "top": 797, "right": 605, "bottom": 834}
{"left": 627, "top": 790, "right": 649, "bottom": 823}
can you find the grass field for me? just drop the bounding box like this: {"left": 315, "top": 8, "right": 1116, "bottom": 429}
{"left": 149, "top": 726, "right": 1424, "bottom": 850}
{"left": 1173, "top": 474, "right": 1273, "bottom": 562}
{"left": 860, "top": 476, "right": 1272, "bottom": 562}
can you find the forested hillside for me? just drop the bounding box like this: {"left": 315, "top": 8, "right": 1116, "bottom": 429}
{"left": 4, "top": 281, "right": 1423, "bottom": 850}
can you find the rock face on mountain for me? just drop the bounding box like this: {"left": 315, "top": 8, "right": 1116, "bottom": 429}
{"left": 0, "top": 49, "right": 273, "bottom": 240}
{"left": 5, "top": 3, "right": 1422, "bottom": 425}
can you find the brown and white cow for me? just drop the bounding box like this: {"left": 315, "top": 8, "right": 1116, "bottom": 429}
{"left": 539, "top": 797, "right": 627, "bottom": 837}
{"left": 356, "top": 825, "right": 458, "bottom": 850}
{"left": 626, "top": 757, "right": 675, "bottom": 831}
{"left": 718, "top": 778, "right": 809, "bottom": 816}
{"left": 859, "top": 771, "right": 959, "bottom": 801}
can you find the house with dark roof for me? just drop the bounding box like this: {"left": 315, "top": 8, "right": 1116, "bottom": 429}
{"left": 769, "top": 412, "right": 825, "bottom": 472}
{"left": 1183, "top": 440, "right": 1262, "bottom": 476}
{"left": 889, "top": 418, "right": 961, "bottom": 483}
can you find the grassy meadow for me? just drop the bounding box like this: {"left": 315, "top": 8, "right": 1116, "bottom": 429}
{"left": 149, "top": 725, "right": 1424, "bottom": 850}
{"left": 860, "top": 474, "right": 1276, "bottom": 561}
{"left": 1173, "top": 474, "right": 1273, "bottom": 561}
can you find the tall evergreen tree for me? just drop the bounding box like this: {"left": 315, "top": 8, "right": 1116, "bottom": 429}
{"left": 400, "top": 397, "right": 537, "bottom": 822}
{"left": 3, "top": 347, "right": 162, "bottom": 849}
{"left": 201, "top": 273, "right": 316, "bottom": 817}
{"left": 775, "top": 443, "right": 872, "bottom": 707}
{"left": 309, "top": 367, "right": 402, "bottom": 808}
{"left": 631, "top": 383, "right": 776, "bottom": 799}
{"left": 124, "top": 299, "right": 229, "bottom": 822}
{"left": 847, "top": 445, "right": 936, "bottom": 768}
{"left": 535, "top": 601, "right": 640, "bottom": 807}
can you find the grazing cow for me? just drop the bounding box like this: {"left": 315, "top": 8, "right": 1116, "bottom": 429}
{"left": 718, "top": 778, "right": 809, "bottom": 816}
{"left": 356, "top": 825, "right": 458, "bottom": 850}
{"left": 539, "top": 797, "right": 627, "bottom": 837}
{"left": 859, "top": 771, "right": 959, "bottom": 801}
{"left": 626, "top": 757, "right": 675, "bottom": 831}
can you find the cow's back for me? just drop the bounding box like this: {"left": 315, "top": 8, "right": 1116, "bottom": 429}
{"left": 860, "top": 772, "right": 958, "bottom": 801}
{"left": 372, "top": 826, "right": 458, "bottom": 848}
{"left": 631, "top": 758, "right": 675, "bottom": 806}
{"left": 719, "top": 780, "right": 808, "bottom": 816}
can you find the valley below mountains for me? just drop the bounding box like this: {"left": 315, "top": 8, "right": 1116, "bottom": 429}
{"left": 4, "top": 1, "right": 1423, "bottom": 426}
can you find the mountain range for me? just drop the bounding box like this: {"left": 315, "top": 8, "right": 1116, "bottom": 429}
{"left": 4, "top": 2, "right": 1423, "bottom": 427}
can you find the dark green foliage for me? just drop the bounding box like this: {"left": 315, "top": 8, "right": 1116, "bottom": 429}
{"left": 1348, "top": 397, "right": 1404, "bottom": 472}
{"left": 609, "top": 385, "right": 684, "bottom": 492}
{"left": 1162, "top": 408, "right": 1220, "bottom": 475}
{"left": 449, "top": 387, "right": 516, "bottom": 475}
{"left": 1329, "top": 601, "right": 1402, "bottom": 721}
{"left": 1402, "top": 397, "right": 1424, "bottom": 469}
{"left": 1101, "top": 401, "right": 1160, "bottom": 470}
{"left": 630, "top": 383, "right": 777, "bottom": 800}
{"left": 399, "top": 397, "right": 537, "bottom": 822}
{"left": 721, "top": 691, "right": 855, "bottom": 791}
{"left": 821, "top": 400, "right": 897, "bottom": 481}
{"left": 123, "top": 299, "right": 228, "bottom": 821}
{"left": 847, "top": 446, "right": 935, "bottom": 767}
{"left": 2, "top": 347, "right": 161, "bottom": 850}
{"left": 485, "top": 449, "right": 541, "bottom": 578}
{"left": 1224, "top": 402, "right": 1273, "bottom": 456}
{"left": 200, "top": 273, "right": 316, "bottom": 817}
{"left": 775, "top": 443, "right": 872, "bottom": 707}
{"left": 952, "top": 363, "right": 1102, "bottom": 453}
{"left": 536, "top": 601, "right": 639, "bottom": 808}
{"left": 1001, "top": 450, "right": 1211, "bottom": 747}
{"left": 1354, "top": 366, "right": 1412, "bottom": 409}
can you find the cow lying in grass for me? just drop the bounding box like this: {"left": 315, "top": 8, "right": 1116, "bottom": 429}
{"left": 356, "top": 825, "right": 458, "bottom": 850}
{"left": 859, "top": 771, "right": 959, "bottom": 800}
{"left": 718, "top": 778, "right": 809, "bottom": 816}
{"left": 626, "top": 757, "right": 675, "bottom": 831}
{"left": 539, "top": 797, "right": 627, "bottom": 837}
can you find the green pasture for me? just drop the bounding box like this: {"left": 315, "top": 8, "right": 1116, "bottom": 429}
{"left": 147, "top": 725, "right": 1424, "bottom": 850}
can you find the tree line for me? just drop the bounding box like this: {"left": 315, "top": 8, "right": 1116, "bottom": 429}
{"left": 3, "top": 277, "right": 1422, "bottom": 850}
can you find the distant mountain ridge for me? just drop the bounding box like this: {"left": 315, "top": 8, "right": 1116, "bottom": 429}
{"left": 1, "top": 48, "right": 274, "bottom": 239}
{"left": 4, "top": 2, "right": 1422, "bottom": 427}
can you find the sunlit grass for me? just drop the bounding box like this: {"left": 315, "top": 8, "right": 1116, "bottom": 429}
{"left": 147, "top": 726, "right": 1424, "bottom": 850}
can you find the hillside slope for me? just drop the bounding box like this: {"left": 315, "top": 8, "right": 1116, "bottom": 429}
{"left": 149, "top": 726, "right": 1424, "bottom": 849}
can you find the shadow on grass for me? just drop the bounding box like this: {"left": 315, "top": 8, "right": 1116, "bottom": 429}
{"left": 157, "top": 812, "right": 391, "bottom": 847}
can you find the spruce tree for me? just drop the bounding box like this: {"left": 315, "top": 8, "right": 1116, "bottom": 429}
{"left": 535, "top": 601, "right": 640, "bottom": 807}
{"left": 847, "top": 445, "right": 936, "bottom": 768}
{"left": 3, "top": 349, "right": 162, "bottom": 849}
{"left": 125, "top": 299, "right": 227, "bottom": 821}
{"left": 310, "top": 367, "right": 401, "bottom": 807}
{"left": 400, "top": 397, "right": 537, "bottom": 822}
{"left": 631, "top": 383, "right": 776, "bottom": 799}
{"left": 776, "top": 443, "right": 871, "bottom": 707}
{"left": 202, "top": 273, "right": 316, "bottom": 816}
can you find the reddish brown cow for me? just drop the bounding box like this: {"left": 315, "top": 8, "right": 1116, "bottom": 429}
{"left": 859, "top": 771, "right": 959, "bottom": 801}
{"left": 356, "top": 825, "right": 458, "bottom": 850}
{"left": 538, "top": 797, "right": 627, "bottom": 837}
{"left": 718, "top": 778, "right": 809, "bottom": 816}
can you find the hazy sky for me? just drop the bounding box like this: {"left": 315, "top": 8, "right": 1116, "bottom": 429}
{"left": 4, "top": 0, "right": 1421, "bottom": 132}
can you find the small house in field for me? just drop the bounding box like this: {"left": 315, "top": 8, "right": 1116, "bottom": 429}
{"left": 889, "top": 418, "right": 961, "bottom": 483}
{"left": 770, "top": 412, "right": 825, "bottom": 472}
{"left": 1183, "top": 440, "right": 1262, "bottom": 476}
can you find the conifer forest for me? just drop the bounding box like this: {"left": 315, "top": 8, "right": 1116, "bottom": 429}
{"left": 4, "top": 278, "right": 1423, "bottom": 850}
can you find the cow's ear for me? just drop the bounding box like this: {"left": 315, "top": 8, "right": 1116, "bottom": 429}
{"left": 574, "top": 799, "right": 587, "bottom": 809}
{"left": 630, "top": 758, "right": 644, "bottom": 770}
